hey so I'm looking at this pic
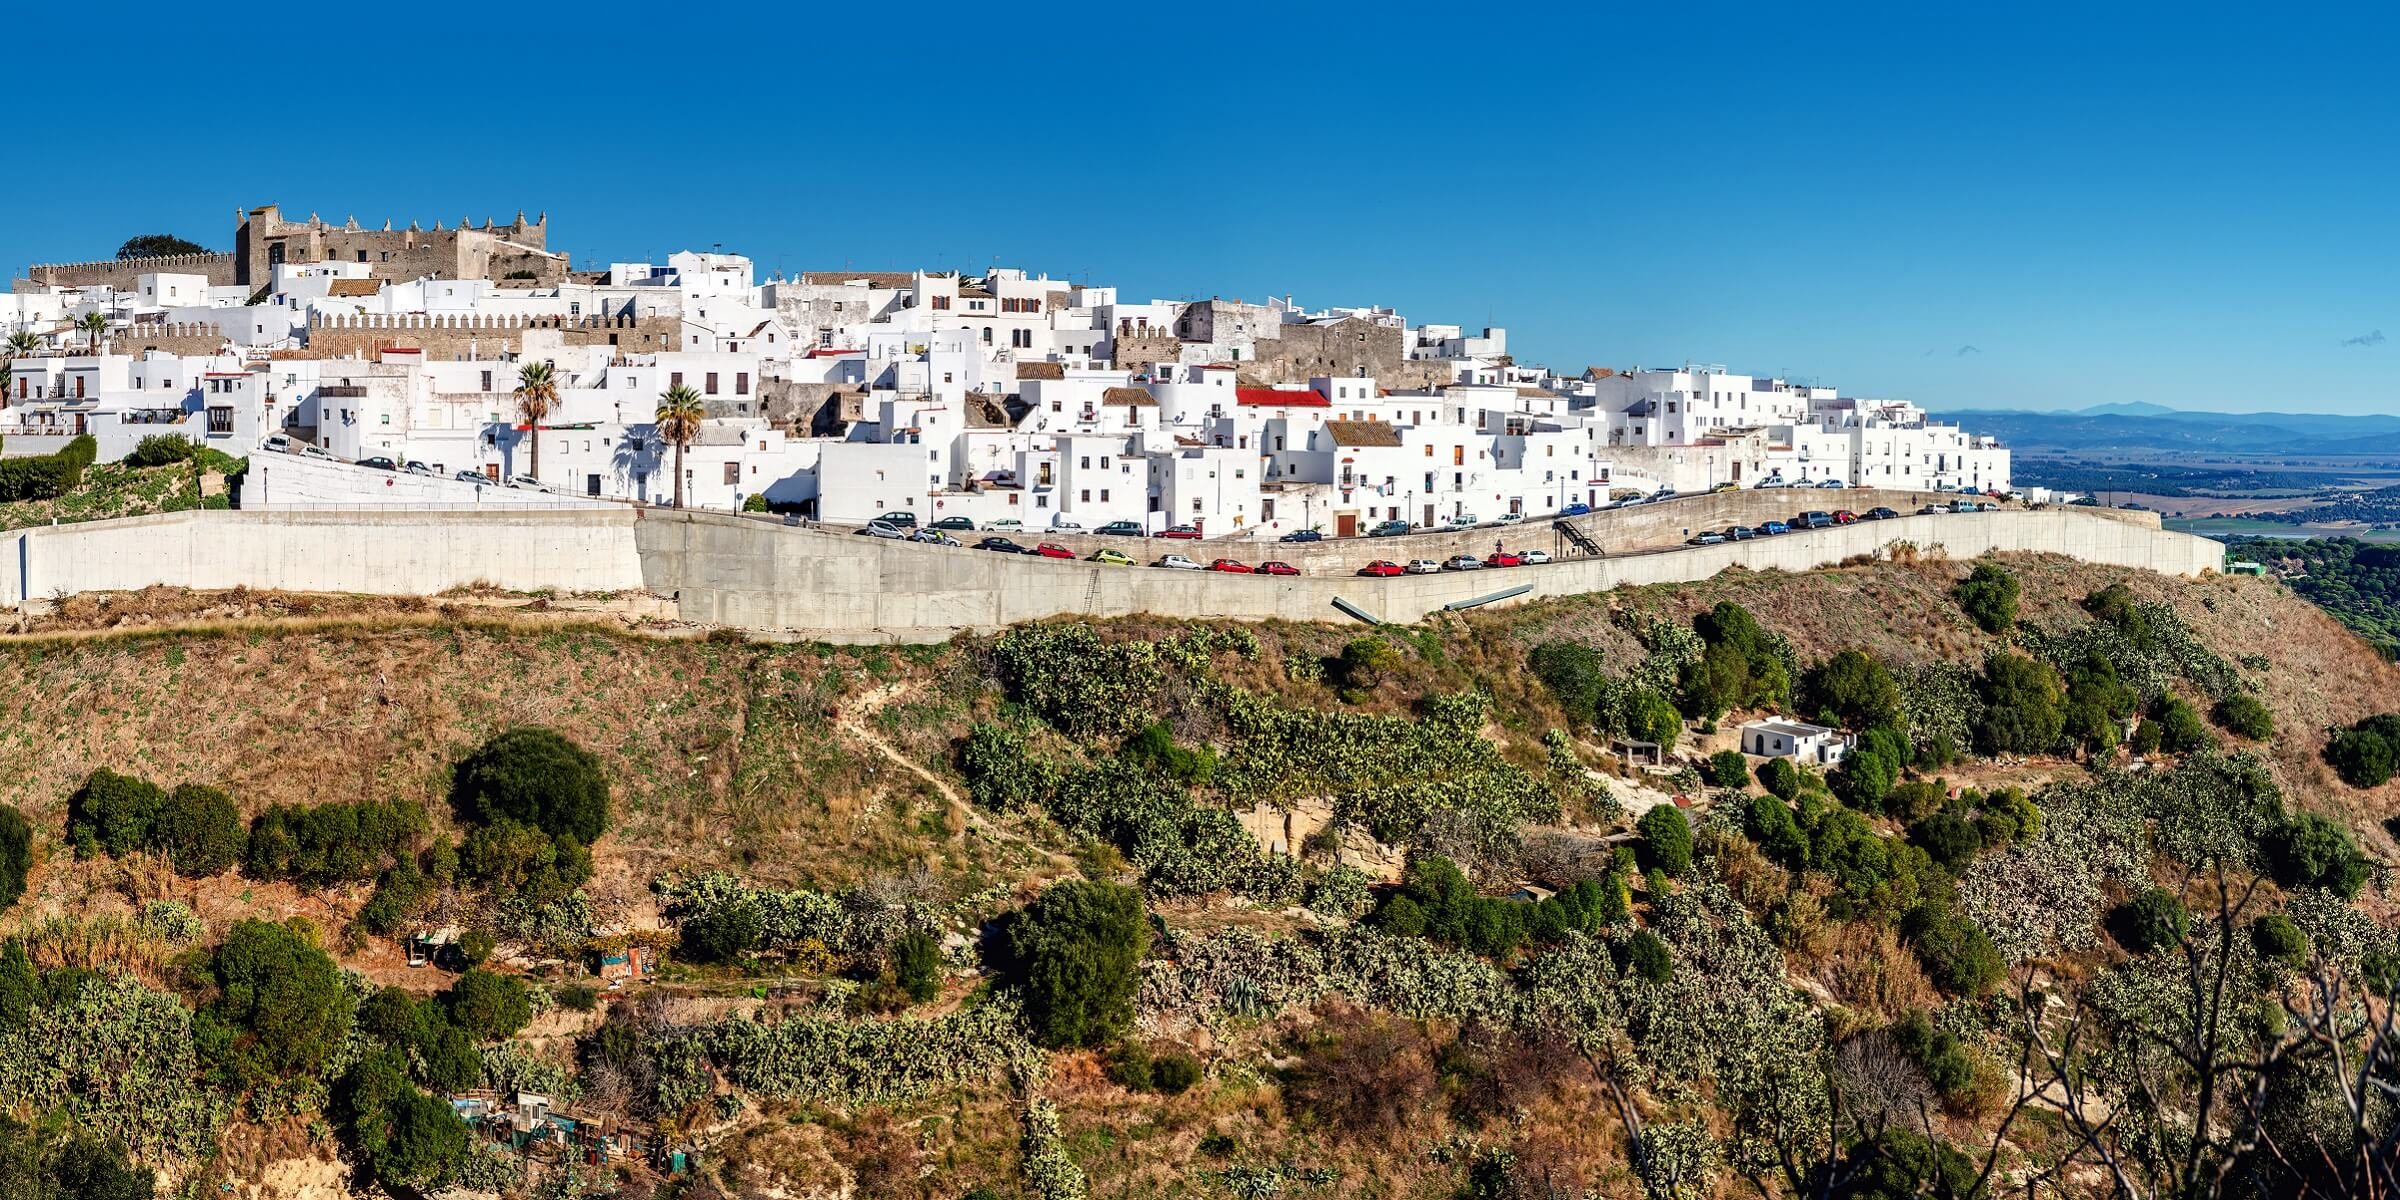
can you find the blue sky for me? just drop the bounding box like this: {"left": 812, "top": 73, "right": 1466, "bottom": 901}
{"left": 21, "top": 4, "right": 2397, "bottom": 413}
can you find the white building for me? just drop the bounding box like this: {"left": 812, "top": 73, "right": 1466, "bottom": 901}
{"left": 1739, "top": 718, "right": 1851, "bottom": 767}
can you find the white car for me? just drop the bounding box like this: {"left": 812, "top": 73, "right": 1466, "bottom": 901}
{"left": 1153, "top": 553, "right": 1202, "bottom": 570}
{"left": 985, "top": 518, "right": 1024, "bottom": 532}
{"left": 1404, "top": 559, "right": 1442, "bottom": 574}
{"left": 262, "top": 433, "right": 291, "bottom": 454}
{"left": 504, "top": 474, "right": 544, "bottom": 490}
{"left": 300, "top": 445, "right": 334, "bottom": 461}
{"left": 1051, "top": 519, "right": 1085, "bottom": 532}
{"left": 1521, "top": 549, "right": 1552, "bottom": 564}
{"left": 1495, "top": 512, "right": 1526, "bottom": 525}
{"left": 1447, "top": 513, "right": 1481, "bottom": 528}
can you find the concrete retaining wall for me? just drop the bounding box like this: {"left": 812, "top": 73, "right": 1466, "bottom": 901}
{"left": 249, "top": 452, "right": 615, "bottom": 510}
{"left": 0, "top": 505, "right": 2223, "bottom": 640}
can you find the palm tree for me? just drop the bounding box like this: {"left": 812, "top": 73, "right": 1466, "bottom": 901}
{"left": 4, "top": 331, "right": 38, "bottom": 358}
{"left": 75, "top": 311, "right": 106, "bottom": 356}
{"left": 654, "top": 384, "right": 705, "bottom": 509}
{"left": 512, "top": 361, "right": 558, "bottom": 480}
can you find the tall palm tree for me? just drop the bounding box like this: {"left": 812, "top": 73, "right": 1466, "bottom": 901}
{"left": 512, "top": 361, "right": 558, "bottom": 480}
{"left": 4, "top": 331, "right": 38, "bottom": 358}
{"left": 654, "top": 384, "right": 705, "bottom": 509}
{"left": 75, "top": 311, "right": 106, "bottom": 356}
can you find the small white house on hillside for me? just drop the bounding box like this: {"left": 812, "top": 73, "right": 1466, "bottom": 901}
{"left": 1740, "top": 718, "right": 1850, "bottom": 766}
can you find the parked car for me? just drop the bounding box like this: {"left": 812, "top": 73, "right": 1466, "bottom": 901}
{"left": 1753, "top": 477, "right": 1789, "bottom": 489}
{"left": 1558, "top": 502, "right": 1593, "bottom": 516}
{"left": 453, "top": 469, "right": 486, "bottom": 483}
{"left": 858, "top": 521, "right": 907, "bottom": 540}
{"left": 974, "top": 536, "right": 1028, "bottom": 553}
{"left": 1953, "top": 500, "right": 1983, "bottom": 512}
{"left": 1495, "top": 512, "right": 1526, "bottom": 525}
{"left": 1816, "top": 479, "right": 1846, "bottom": 489}
{"left": 1155, "top": 524, "right": 1202, "bottom": 539}
{"left": 1088, "top": 548, "right": 1136, "bottom": 565}
{"left": 910, "top": 529, "right": 961, "bottom": 546}
{"left": 1405, "top": 559, "right": 1443, "bottom": 574}
{"left": 1153, "top": 554, "right": 1202, "bottom": 570}
{"left": 1799, "top": 511, "right": 1834, "bottom": 529}
{"left": 262, "top": 433, "right": 292, "bottom": 454}
{"left": 1832, "top": 510, "right": 1859, "bottom": 524}
{"left": 1688, "top": 530, "right": 1727, "bottom": 546}
{"left": 1207, "top": 558, "right": 1254, "bottom": 574}
{"left": 1918, "top": 503, "right": 1951, "bottom": 515}
{"left": 1279, "top": 528, "right": 1324, "bottom": 543}
{"left": 1095, "top": 520, "right": 1144, "bottom": 536}
{"left": 504, "top": 473, "right": 543, "bottom": 489}
{"left": 929, "top": 516, "right": 977, "bottom": 531}
{"left": 1650, "top": 488, "right": 1677, "bottom": 502}
{"left": 1442, "top": 554, "right": 1487, "bottom": 571}
{"left": 359, "top": 456, "right": 398, "bottom": 471}
{"left": 980, "top": 517, "right": 1018, "bottom": 532}
{"left": 1446, "top": 513, "right": 1481, "bottom": 528}
{"left": 1866, "top": 506, "right": 1900, "bottom": 520}
{"left": 300, "top": 445, "right": 335, "bottom": 460}
{"left": 1728, "top": 525, "right": 1757, "bottom": 540}
{"left": 1710, "top": 481, "right": 1741, "bottom": 493}
{"left": 1031, "top": 543, "right": 1076, "bottom": 559}
{"left": 1358, "top": 560, "right": 1405, "bottom": 577}
{"left": 1051, "top": 520, "right": 1085, "bottom": 532}
{"left": 1259, "top": 561, "right": 1301, "bottom": 576}
{"left": 881, "top": 511, "right": 920, "bottom": 528}
{"left": 1762, "top": 520, "right": 1791, "bottom": 535}
{"left": 1487, "top": 551, "right": 1525, "bottom": 567}
{"left": 1520, "top": 549, "right": 1552, "bottom": 564}
{"left": 402, "top": 461, "right": 433, "bottom": 476}
{"left": 1367, "top": 520, "right": 1413, "bottom": 537}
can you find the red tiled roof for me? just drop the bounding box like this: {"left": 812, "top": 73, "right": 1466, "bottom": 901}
{"left": 1237, "top": 387, "right": 1327, "bottom": 407}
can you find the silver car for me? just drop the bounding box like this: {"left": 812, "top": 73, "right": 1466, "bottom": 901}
{"left": 858, "top": 520, "right": 908, "bottom": 539}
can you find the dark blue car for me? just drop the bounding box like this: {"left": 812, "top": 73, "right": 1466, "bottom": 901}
{"left": 1279, "top": 528, "right": 1324, "bottom": 543}
{"left": 1558, "top": 502, "right": 1592, "bottom": 517}
{"left": 1761, "top": 521, "right": 1791, "bottom": 536}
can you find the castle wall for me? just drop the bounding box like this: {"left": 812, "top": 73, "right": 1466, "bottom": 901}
{"left": 14, "top": 252, "right": 238, "bottom": 293}
{"left": 305, "top": 313, "right": 678, "bottom": 360}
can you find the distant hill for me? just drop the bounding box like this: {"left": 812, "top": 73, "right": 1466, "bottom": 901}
{"left": 1930, "top": 404, "right": 2400, "bottom": 455}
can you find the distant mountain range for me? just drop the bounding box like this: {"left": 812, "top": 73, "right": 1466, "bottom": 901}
{"left": 1927, "top": 403, "right": 2400, "bottom": 455}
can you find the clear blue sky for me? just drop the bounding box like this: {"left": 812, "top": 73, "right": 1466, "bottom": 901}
{"left": 21, "top": 4, "right": 2397, "bottom": 413}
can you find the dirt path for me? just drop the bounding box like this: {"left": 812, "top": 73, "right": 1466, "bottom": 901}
{"left": 837, "top": 682, "right": 1077, "bottom": 878}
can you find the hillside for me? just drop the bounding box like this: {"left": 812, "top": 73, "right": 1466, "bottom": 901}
{"left": 0, "top": 552, "right": 2392, "bottom": 1198}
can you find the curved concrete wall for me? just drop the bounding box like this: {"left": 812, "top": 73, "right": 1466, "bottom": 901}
{"left": 0, "top": 505, "right": 2222, "bottom": 641}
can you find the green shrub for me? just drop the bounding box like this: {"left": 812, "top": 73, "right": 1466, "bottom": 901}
{"left": 960, "top": 722, "right": 1057, "bottom": 811}
{"left": 2211, "top": 693, "right": 2274, "bottom": 740}
{"left": 680, "top": 898, "right": 764, "bottom": 963}
{"left": 1833, "top": 727, "right": 1909, "bottom": 811}
{"left": 1802, "top": 649, "right": 1903, "bottom": 731}
{"left": 2130, "top": 719, "right": 2164, "bottom": 756}
{"left": 202, "top": 918, "right": 353, "bottom": 1084}
{"left": 1890, "top": 1010, "right": 1979, "bottom": 1101}
{"left": 1909, "top": 811, "right": 1982, "bottom": 872}
{"left": 1757, "top": 757, "right": 1802, "bottom": 799}
{"left": 357, "top": 861, "right": 433, "bottom": 935}
{"left": 246, "top": 797, "right": 427, "bottom": 886}
{"left": 2153, "top": 696, "right": 2215, "bottom": 754}
{"left": 1623, "top": 686, "right": 1683, "bottom": 748}
{"left": 1902, "top": 900, "right": 2004, "bottom": 996}
{"left": 1625, "top": 929, "right": 1672, "bottom": 984}
{"left": 0, "top": 1117, "right": 154, "bottom": 1200}
{"left": 1677, "top": 602, "right": 1792, "bottom": 719}
{"left": 67, "top": 769, "right": 165, "bottom": 859}
{"left": 1000, "top": 879, "right": 1148, "bottom": 1048}
{"left": 1956, "top": 562, "right": 2021, "bottom": 634}
{"left": 1122, "top": 721, "right": 1216, "bottom": 785}
{"left": 892, "top": 929, "right": 942, "bottom": 1003}
{"left": 337, "top": 1049, "right": 466, "bottom": 1191}
{"left": 457, "top": 818, "right": 590, "bottom": 904}
{"left": 1975, "top": 653, "right": 2065, "bottom": 756}
{"left": 1706, "top": 749, "right": 1750, "bottom": 789}
{"left": 0, "top": 437, "right": 94, "bottom": 501}
{"left": 445, "top": 969, "right": 532, "bottom": 1041}
{"left": 1149, "top": 1051, "right": 1201, "bottom": 1095}
{"left": 1527, "top": 641, "right": 1607, "bottom": 724}
{"left": 2250, "top": 914, "right": 2310, "bottom": 966}
{"left": 2119, "top": 887, "right": 2189, "bottom": 953}
{"left": 1745, "top": 795, "right": 1809, "bottom": 866}
{"left": 2269, "top": 812, "right": 2370, "bottom": 898}
{"left": 0, "top": 806, "right": 27, "bottom": 912}
{"left": 1636, "top": 805, "right": 1693, "bottom": 874}
{"left": 452, "top": 728, "right": 611, "bottom": 844}
{"left": 125, "top": 434, "right": 198, "bottom": 468}
{"left": 2324, "top": 714, "right": 2400, "bottom": 787}
{"left": 157, "top": 784, "right": 245, "bottom": 877}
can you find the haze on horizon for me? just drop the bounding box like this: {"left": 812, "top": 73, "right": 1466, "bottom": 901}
{"left": 9, "top": 4, "right": 2393, "bottom": 416}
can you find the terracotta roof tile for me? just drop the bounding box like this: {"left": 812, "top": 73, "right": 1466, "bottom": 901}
{"left": 1101, "top": 386, "right": 1156, "bottom": 407}
{"left": 1324, "top": 419, "right": 1402, "bottom": 447}
{"left": 1015, "top": 361, "right": 1065, "bottom": 380}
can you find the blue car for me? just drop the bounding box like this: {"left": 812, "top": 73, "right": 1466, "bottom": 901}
{"left": 1279, "top": 528, "right": 1324, "bottom": 543}
{"left": 1761, "top": 520, "right": 1791, "bottom": 536}
{"left": 1558, "top": 502, "right": 1592, "bottom": 517}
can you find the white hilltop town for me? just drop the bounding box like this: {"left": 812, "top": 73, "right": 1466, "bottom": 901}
{"left": 1, "top": 205, "right": 2010, "bottom": 537}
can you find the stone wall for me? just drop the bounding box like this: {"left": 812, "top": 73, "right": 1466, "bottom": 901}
{"left": 110, "top": 321, "right": 230, "bottom": 357}
{"left": 306, "top": 313, "right": 678, "bottom": 360}
{"left": 235, "top": 205, "right": 563, "bottom": 288}
{"left": 1237, "top": 317, "right": 1449, "bottom": 389}
{"left": 1110, "top": 330, "right": 1183, "bottom": 376}
{"left": 15, "top": 251, "right": 239, "bottom": 293}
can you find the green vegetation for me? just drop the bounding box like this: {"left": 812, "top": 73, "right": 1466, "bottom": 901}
{"left": 1955, "top": 560, "right": 2022, "bottom": 633}
{"left": 199, "top": 919, "right": 353, "bottom": 1086}
{"left": 0, "top": 436, "right": 93, "bottom": 503}
{"left": 1000, "top": 880, "right": 1148, "bottom": 1049}
{"left": 1635, "top": 804, "right": 1693, "bottom": 873}
{"left": 116, "top": 234, "right": 208, "bottom": 258}
{"left": 67, "top": 770, "right": 247, "bottom": 878}
{"left": 2324, "top": 712, "right": 2400, "bottom": 787}
{"left": 2231, "top": 536, "right": 2400, "bottom": 657}
{"left": 2119, "top": 886, "right": 2189, "bottom": 952}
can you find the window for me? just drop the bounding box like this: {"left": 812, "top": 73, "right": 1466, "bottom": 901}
{"left": 723, "top": 462, "right": 739, "bottom": 485}
{"left": 705, "top": 372, "right": 718, "bottom": 394}
{"left": 1080, "top": 489, "right": 1090, "bottom": 502}
{"left": 670, "top": 372, "right": 682, "bottom": 389}
{"left": 207, "top": 407, "right": 232, "bottom": 434}
{"left": 481, "top": 370, "right": 492, "bottom": 391}
{"left": 930, "top": 295, "right": 951, "bottom": 310}
{"left": 1100, "top": 489, "right": 1110, "bottom": 501}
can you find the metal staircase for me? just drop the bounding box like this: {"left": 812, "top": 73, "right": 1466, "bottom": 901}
{"left": 1552, "top": 520, "right": 1603, "bottom": 558}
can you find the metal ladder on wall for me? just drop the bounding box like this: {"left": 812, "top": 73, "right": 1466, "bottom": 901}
{"left": 1552, "top": 519, "right": 1604, "bottom": 558}
{"left": 1081, "top": 569, "right": 1103, "bottom": 613}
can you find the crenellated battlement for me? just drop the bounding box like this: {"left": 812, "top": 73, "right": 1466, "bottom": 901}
{"left": 307, "top": 312, "right": 657, "bottom": 332}
{"left": 16, "top": 251, "right": 240, "bottom": 293}
{"left": 25, "top": 250, "right": 234, "bottom": 275}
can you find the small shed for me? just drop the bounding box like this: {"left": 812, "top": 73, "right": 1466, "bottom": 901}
{"left": 1739, "top": 718, "right": 1850, "bottom": 767}
{"left": 1610, "top": 736, "right": 1664, "bottom": 766}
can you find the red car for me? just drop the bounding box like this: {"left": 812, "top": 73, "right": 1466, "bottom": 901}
{"left": 1831, "top": 510, "right": 1859, "bottom": 525}
{"left": 1208, "top": 558, "right": 1253, "bottom": 573}
{"left": 1487, "top": 552, "right": 1525, "bottom": 567}
{"left": 1031, "top": 542, "right": 1076, "bottom": 559}
{"left": 1259, "top": 561, "right": 1301, "bottom": 576}
{"left": 1155, "top": 525, "right": 1202, "bottom": 539}
{"left": 1358, "top": 560, "right": 1405, "bottom": 577}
